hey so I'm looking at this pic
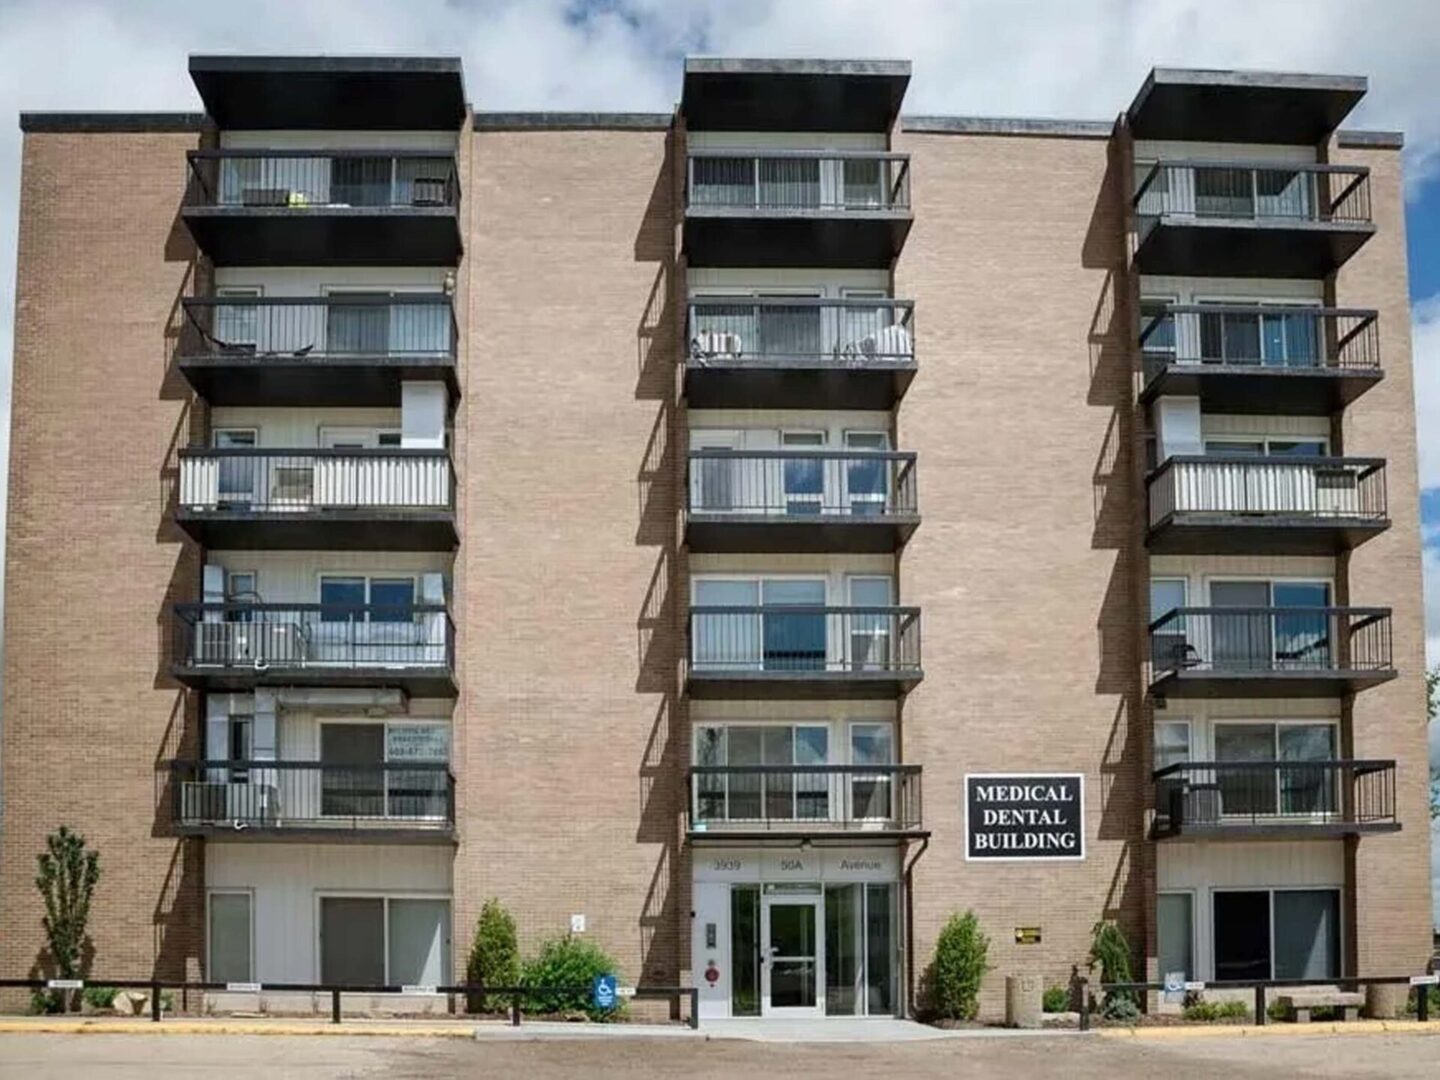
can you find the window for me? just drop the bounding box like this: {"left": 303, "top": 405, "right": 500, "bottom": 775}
{"left": 213, "top": 429, "right": 258, "bottom": 507}
{"left": 1139, "top": 297, "right": 1176, "bottom": 360}
{"left": 844, "top": 432, "right": 890, "bottom": 516}
{"left": 1154, "top": 721, "right": 1190, "bottom": 771}
{"left": 849, "top": 723, "right": 895, "bottom": 820}
{"left": 319, "top": 896, "right": 452, "bottom": 986}
{"left": 1198, "top": 303, "right": 1323, "bottom": 369}
{"left": 1204, "top": 437, "right": 1327, "bottom": 457}
{"left": 1157, "top": 892, "right": 1193, "bottom": 982}
{"left": 1212, "top": 889, "right": 1339, "bottom": 982}
{"left": 1213, "top": 721, "right": 1337, "bottom": 818}
{"left": 319, "top": 575, "right": 416, "bottom": 621}
{"left": 1149, "top": 578, "right": 1189, "bottom": 668}
{"left": 1208, "top": 580, "right": 1332, "bottom": 672}
{"left": 319, "top": 427, "right": 403, "bottom": 450}
{"left": 693, "top": 723, "right": 831, "bottom": 823}
{"left": 848, "top": 577, "right": 894, "bottom": 671}
{"left": 209, "top": 891, "right": 253, "bottom": 984}
{"left": 214, "top": 287, "right": 261, "bottom": 350}
{"left": 781, "top": 431, "right": 826, "bottom": 516}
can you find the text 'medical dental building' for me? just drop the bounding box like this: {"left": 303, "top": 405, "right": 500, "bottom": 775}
{"left": 0, "top": 54, "right": 1432, "bottom": 1020}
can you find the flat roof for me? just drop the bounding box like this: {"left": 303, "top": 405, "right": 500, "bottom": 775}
{"left": 1128, "top": 66, "right": 1366, "bottom": 144}
{"left": 681, "top": 57, "right": 910, "bottom": 133}
{"left": 189, "top": 54, "right": 467, "bottom": 130}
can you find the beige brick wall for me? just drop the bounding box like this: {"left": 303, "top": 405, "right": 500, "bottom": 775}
{"left": 0, "top": 130, "right": 205, "bottom": 981}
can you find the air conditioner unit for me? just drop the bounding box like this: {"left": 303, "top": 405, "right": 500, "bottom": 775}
{"left": 180, "top": 782, "right": 280, "bottom": 826}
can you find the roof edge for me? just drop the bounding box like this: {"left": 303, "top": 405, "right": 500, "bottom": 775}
{"left": 902, "top": 115, "right": 1114, "bottom": 138}
{"left": 1336, "top": 129, "right": 1404, "bottom": 149}
{"left": 683, "top": 57, "right": 910, "bottom": 77}
{"left": 474, "top": 111, "right": 672, "bottom": 131}
{"left": 1147, "top": 66, "right": 1368, "bottom": 94}
{"left": 20, "top": 111, "right": 206, "bottom": 133}
{"left": 189, "top": 54, "right": 463, "bottom": 75}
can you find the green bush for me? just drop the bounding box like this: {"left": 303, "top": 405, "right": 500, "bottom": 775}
{"left": 1088, "top": 921, "right": 1137, "bottom": 1016}
{"left": 519, "top": 935, "right": 621, "bottom": 1021}
{"left": 1183, "top": 999, "right": 1249, "bottom": 1022}
{"left": 1403, "top": 985, "right": 1440, "bottom": 1017}
{"left": 28, "top": 990, "right": 63, "bottom": 1015}
{"left": 81, "top": 985, "right": 118, "bottom": 1010}
{"left": 466, "top": 898, "right": 519, "bottom": 1012}
{"left": 925, "top": 911, "right": 990, "bottom": 1020}
{"left": 1042, "top": 985, "right": 1070, "bottom": 1013}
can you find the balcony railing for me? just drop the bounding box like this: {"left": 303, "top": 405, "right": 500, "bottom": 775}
{"left": 689, "top": 606, "right": 921, "bottom": 675}
{"left": 1152, "top": 760, "right": 1397, "bottom": 837}
{"left": 688, "top": 297, "right": 914, "bottom": 368}
{"left": 185, "top": 150, "right": 461, "bottom": 210}
{"left": 1134, "top": 161, "right": 1371, "bottom": 224}
{"left": 173, "top": 603, "right": 454, "bottom": 673}
{"left": 687, "top": 150, "right": 911, "bottom": 212}
{"left": 1149, "top": 606, "right": 1392, "bottom": 677}
{"left": 180, "top": 295, "right": 456, "bottom": 363}
{"left": 171, "top": 760, "right": 455, "bottom": 834}
{"left": 689, "top": 450, "right": 917, "bottom": 519}
{"left": 1148, "top": 457, "right": 1387, "bottom": 528}
{"left": 688, "top": 765, "right": 923, "bottom": 834}
{"left": 177, "top": 448, "right": 454, "bottom": 514}
{"left": 1141, "top": 305, "right": 1379, "bottom": 375}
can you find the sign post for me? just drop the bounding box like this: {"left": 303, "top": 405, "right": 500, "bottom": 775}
{"left": 964, "top": 774, "right": 1085, "bottom": 862}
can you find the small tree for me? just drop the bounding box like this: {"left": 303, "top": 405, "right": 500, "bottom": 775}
{"left": 34, "top": 827, "right": 101, "bottom": 1013}
{"left": 465, "top": 898, "right": 519, "bottom": 1013}
{"left": 926, "top": 910, "right": 990, "bottom": 1020}
{"left": 1088, "top": 920, "right": 1138, "bottom": 1020}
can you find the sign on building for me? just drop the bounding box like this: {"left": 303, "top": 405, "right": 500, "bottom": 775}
{"left": 964, "top": 774, "right": 1085, "bottom": 861}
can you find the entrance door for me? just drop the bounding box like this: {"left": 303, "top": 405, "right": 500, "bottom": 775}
{"left": 762, "top": 891, "right": 823, "bottom": 1016}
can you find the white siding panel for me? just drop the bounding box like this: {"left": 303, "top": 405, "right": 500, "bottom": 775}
{"left": 220, "top": 130, "right": 458, "bottom": 152}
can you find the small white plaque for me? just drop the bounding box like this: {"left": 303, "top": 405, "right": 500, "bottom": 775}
{"left": 616, "top": 986, "right": 637, "bottom": 999}
{"left": 570, "top": 913, "right": 586, "bottom": 933}
{"left": 1410, "top": 974, "right": 1439, "bottom": 986}
{"left": 46, "top": 979, "right": 83, "bottom": 990}
{"left": 225, "top": 982, "right": 262, "bottom": 994}
{"left": 401, "top": 985, "right": 438, "bottom": 996}
{"left": 1183, "top": 981, "right": 1206, "bottom": 992}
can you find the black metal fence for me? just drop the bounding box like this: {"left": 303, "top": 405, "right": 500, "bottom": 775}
{"left": 1140, "top": 304, "right": 1380, "bottom": 373}
{"left": 180, "top": 295, "right": 457, "bottom": 361}
{"left": 1152, "top": 760, "right": 1398, "bottom": 832}
{"left": 1134, "top": 161, "right": 1372, "bottom": 223}
{"left": 1148, "top": 606, "right": 1392, "bottom": 676}
{"left": 173, "top": 603, "right": 455, "bottom": 673}
{"left": 688, "top": 297, "right": 915, "bottom": 366}
{"left": 688, "top": 449, "right": 918, "bottom": 518}
{"left": 170, "top": 760, "right": 455, "bottom": 831}
{"left": 688, "top": 150, "right": 911, "bottom": 211}
{"left": 177, "top": 448, "right": 455, "bottom": 513}
{"left": 688, "top": 764, "right": 922, "bottom": 832}
{"left": 185, "top": 150, "right": 461, "bottom": 210}
{"left": 1147, "top": 456, "right": 1387, "bottom": 527}
{"left": 688, "top": 605, "right": 922, "bottom": 674}
{"left": 1084, "top": 975, "right": 1435, "bottom": 1029}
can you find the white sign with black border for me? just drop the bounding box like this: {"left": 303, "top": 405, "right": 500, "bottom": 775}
{"left": 1410, "top": 974, "right": 1439, "bottom": 986}
{"left": 964, "top": 773, "right": 1085, "bottom": 862}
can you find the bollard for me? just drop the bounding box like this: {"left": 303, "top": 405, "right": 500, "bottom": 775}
{"left": 1078, "top": 980, "right": 1090, "bottom": 1032}
{"left": 1254, "top": 985, "right": 1266, "bottom": 1025}
{"left": 689, "top": 988, "right": 700, "bottom": 1031}
{"left": 1420, "top": 985, "right": 1430, "bottom": 1023}
{"left": 331, "top": 989, "right": 341, "bottom": 1024}
{"left": 511, "top": 997, "right": 521, "bottom": 1026}
{"left": 151, "top": 983, "right": 162, "bottom": 1023}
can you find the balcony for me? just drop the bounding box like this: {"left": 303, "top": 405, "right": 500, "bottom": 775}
{"left": 1148, "top": 606, "right": 1395, "bottom": 698}
{"left": 175, "top": 448, "right": 456, "bottom": 551}
{"left": 1133, "top": 162, "right": 1373, "bottom": 277}
{"left": 177, "top": 295, "right": 458, "bottom": 407}
{"left": 1147, "top": 456, "right": 1388, "bottom": 555}
{"left": 171, "top": 602, "right": 456, "bottom": 697}
{"left": 684, "top": 151, "right": 912, "bottom": 268}
{"left": 687, "top": 450, "right": 918, "bottom": 553}
{"left": 1152, "top": 760, "right": 1399, "bottom": 841}
{"left": 686, "top": 297, "right": 915, "bottom": 409}
{"left": 1140, "top": 304, "right": 1381, "bottom": 414}
{"left": 182, "top": 150, "right": 462, "bottom": 266}
{"left": 171, "top": 760, "right": 455, "bottom": 843}
{"left": 687, "top": 765, "right": 925, "bottom": 843}
{"left": 687, "top": 606, "right": 922, "bottom": 699}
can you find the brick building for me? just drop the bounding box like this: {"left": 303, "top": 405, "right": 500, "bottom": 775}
{"left": 0, "top": 56, "right": 1431, "bottom": 1020}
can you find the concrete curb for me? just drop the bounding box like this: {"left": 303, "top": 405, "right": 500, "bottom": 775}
{"left": 1097, "top": 1019, "right": 1440, "bottom": 1040}
{"left": 0, "top": 1019, "right": 475, "bottom": 1037}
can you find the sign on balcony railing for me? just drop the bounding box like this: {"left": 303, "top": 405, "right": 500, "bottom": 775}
{"left": 178, "top": 449, "right": 453, "bottom": 513}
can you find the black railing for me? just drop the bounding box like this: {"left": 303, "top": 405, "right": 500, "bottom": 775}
{"left": 688, "top": 297, "right": 915, "bottom": 367}
{"left": 173, "top": 603, "right": 454, "bottom": 672}
{"left": 688, "top": 606, "right": 922, "bottom": 675}
{"left": 177, "top": 448, "right": 455, "bottom": 513}
{"left": 1148, "top": 456, "right": 1387, "bottom": 527}
{"left": 1153, "top": 760, "right": 1397, "bottom": 832}
{"left": 1083, "top": 976, "right": 1435, "bottom": 1029}
{"left": 1148, "top": 606, "right": 1392, "bottom": 676}
{"left": 185, "top": 150, "right": 461, "bottom": 210}
{"left": 1134, "top": 161, "right": 1371, "bottom": 223}
{"left": 688, "top": 764, "right": 922, "bottom": 832}
{"left": 171, "top": 760, "right": 455, "bottom": 831}
{"left": 1140, "top": 305, "right": 1380, "bottom": 374}
{"left": 179, "top": 295, "right": 457, "bottom": 362}
{"left": 688, "top": 150, "right": 911, "bottom": 211}
{"left": 688, "top": 450, "right": 917, "bottom": 519}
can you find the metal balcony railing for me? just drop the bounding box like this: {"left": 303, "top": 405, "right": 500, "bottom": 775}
{"left": 1148, "top": 456, "right": 1387, "bottom": 528}
{"left": 185, "top": 150, "right": 461, "bottom": 210}
{"left": 1152, "top": 760, "right": 1397, "bottom": 833}
{"left": 1140, "top": 304, "right": 1380, "bottom": 375}
{"left": 177, "top": 448, "right": 454, "bottom": 514}
{"left": 687, "top": 150, "right": 911, "bottom": 212}
{"left": 688, "top": 606, "right": 922, "bottom": 675}
{"left": 171, "top": 760, "right": 455, "bottom": 831}
{"left": 173, "top": 603, "right": 454, "bottom": 673}
{"left": 688, "top": 764, "right": 923, "bottom": 833}
{"left": 1133, "top": 161, "right": 1371, "bottom": 224}
{"left": 688, "top": 297, "right": 914, "bottom": 368}
{"left": 179, "top": 295, "right": 457, "bottom": 362}
{"left": 688, "top": 450, "right": 917, "bottom": 519}
{"left": 1148, "top": 606, "right": 1392, "bottom": 677}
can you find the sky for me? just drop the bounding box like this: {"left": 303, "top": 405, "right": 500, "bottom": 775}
{"left": 0, "top": 0, "right": 1436, "bottom": 920}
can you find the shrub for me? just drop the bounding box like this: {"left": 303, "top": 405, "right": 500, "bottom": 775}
{"left": 34, "top": 826, "right": 101, "bottom": 1012}
{"left": 1088, "top": 921, "right": 1137, "bottom": 1016}
{"left": 925, "top": 911, "right": 990, "bottom": 1020}
{"left": 466, "top": 898, "right": 519, "bottom": 1012}
{"left": 81, "top": 986, "right": 119, "bottom": 1010}
{"left": 1042, "top": 985, "right": 1070, "bottom": 1013}
{"left": 1101, "top": 994, "right": 1140, "bottom": 1022}
{"left": 519, "top": 935, "right": 621, "bottom": 1021}
{"left": 1183, "top": 999, "right": 1249, "bottom": 1022}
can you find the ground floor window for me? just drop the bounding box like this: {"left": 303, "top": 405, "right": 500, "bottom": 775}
{"left": 1157, "top": 891, "right": 1193, "bottom": 981}
{"left": 1213, "top": 888, "right": 1339, "bottom": 981}
{"left": 208, "top": 891, "right": 253, "bottom": 984}
{"left": 318, "top": 895, "right": 451, "bottom": 986}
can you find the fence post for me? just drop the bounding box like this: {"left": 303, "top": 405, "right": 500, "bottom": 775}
{"left": 331, "top": 989, "right": 341, "bottom": 1025}
{"left": 1078, "top": 979, "right": 1090, "bottom": 1032}
{"left": 689, "top": 988, "right": 699, "bottom": 1030}
{"left": 1254, "top": 985, "right": 1266, "bottom": 1025}
{"left": 510, "top": 997, "right": 521, "bottom": 1027}
{"left": 151, "top": 983, "right": 162, "bottom": 1023}
{"left": 1420, "top": 984, "right": 1430, "bottom": 1023}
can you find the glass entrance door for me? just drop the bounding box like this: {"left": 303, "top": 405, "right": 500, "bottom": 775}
{"left": 762, "top": 891, "right": 823, "bottom": 1016}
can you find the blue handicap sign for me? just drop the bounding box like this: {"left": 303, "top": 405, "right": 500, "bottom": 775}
{"left": 591, "top": 974, "right": 618, "bottom": 1011}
